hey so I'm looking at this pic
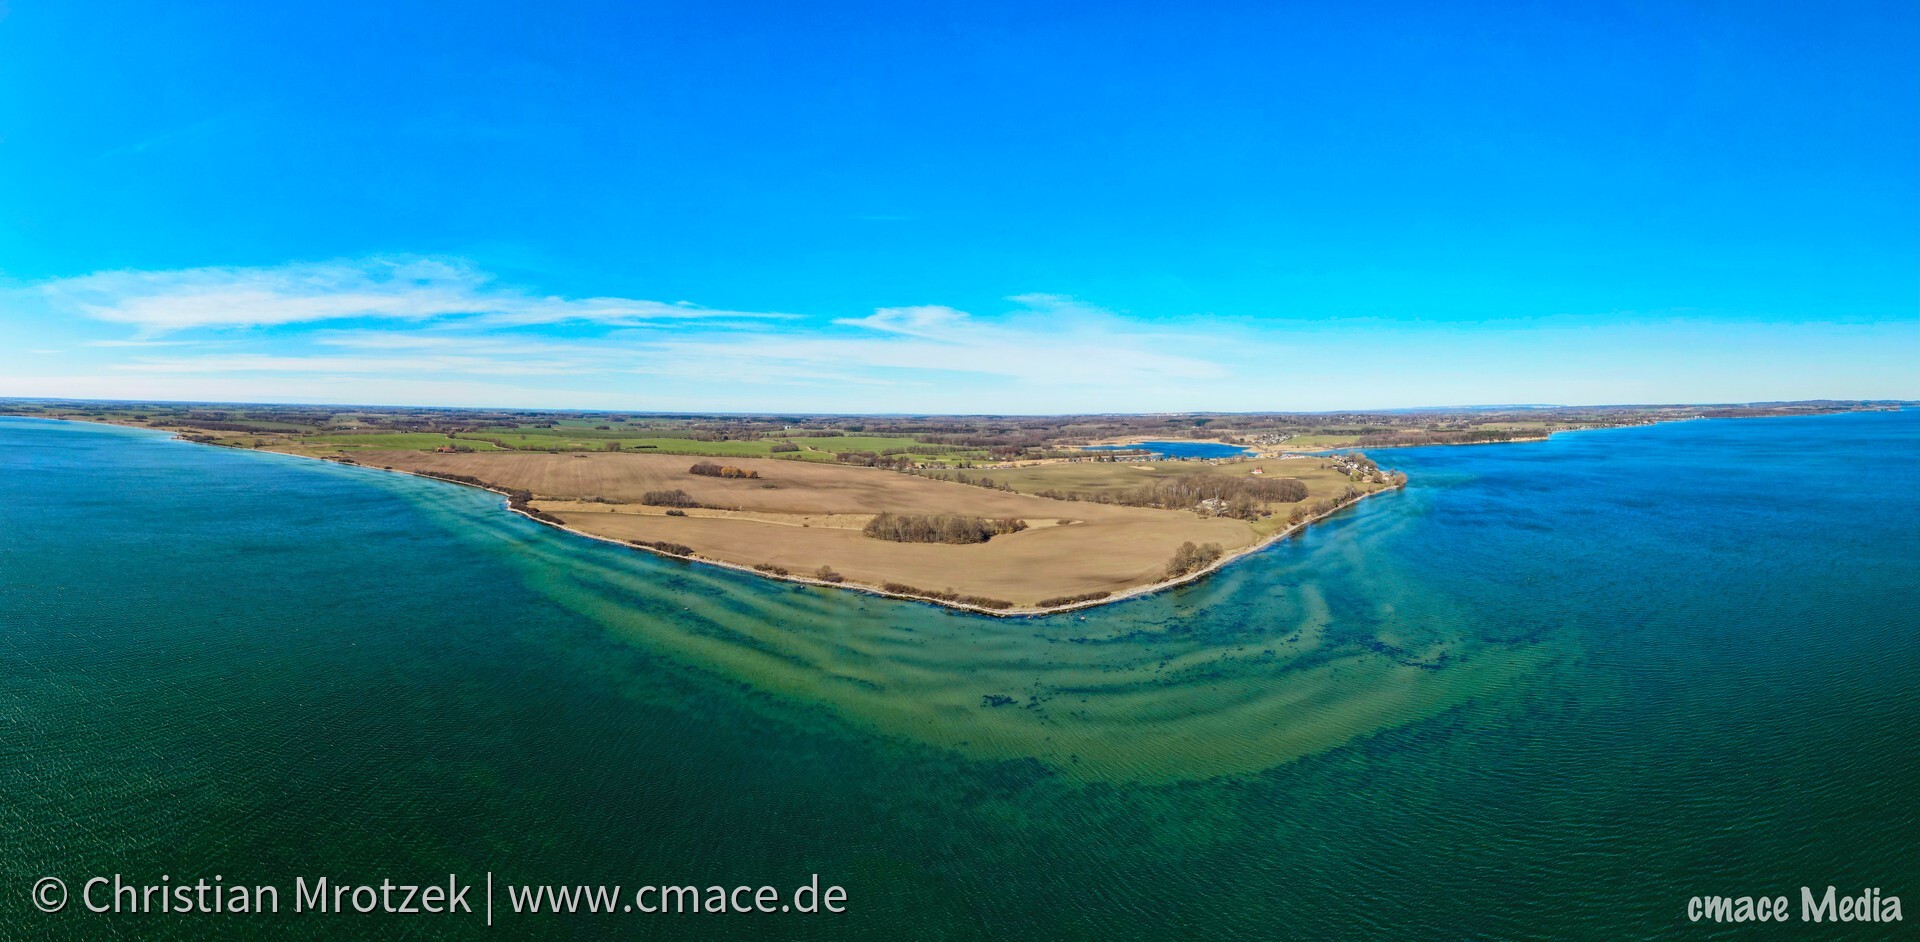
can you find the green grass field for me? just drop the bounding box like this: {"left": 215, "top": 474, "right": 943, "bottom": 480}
{"left": 425, "top": 431, "right": 966, "bottom": 460}
{"left": 300, "top": 433, "right": 505, "bottom": 450}
{"left": 451, "top": 432, "right": 785, "bottom": 455}
{"left": 785, "top": 435, "right": 929, "bottom": 453}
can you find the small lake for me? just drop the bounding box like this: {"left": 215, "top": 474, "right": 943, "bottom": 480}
{"left": 1083, "top": 440, "right": 1253, "bottom": 458}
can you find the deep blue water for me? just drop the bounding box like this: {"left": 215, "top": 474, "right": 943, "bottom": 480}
{"left": 2, "top": 410, "right": 1916, "bottom": 939}
{"left": 1084, "top": 440, "right": 1253, "bottom": 458}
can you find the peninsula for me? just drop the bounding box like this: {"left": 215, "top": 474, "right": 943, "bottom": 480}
{"left": 4, "top": 399, "right": 1897, "bottom": 614}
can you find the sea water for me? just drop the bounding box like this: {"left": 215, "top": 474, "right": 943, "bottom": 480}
{"left": 3, "top": 411, "right": 1914, "bottom": 938}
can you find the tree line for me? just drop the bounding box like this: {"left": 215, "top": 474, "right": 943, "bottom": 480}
{"left": 1033, "top": 475, "right": 1308, "bottom": 519}
{"left": 642, "top": 489, "right": 703, "bottom": 508}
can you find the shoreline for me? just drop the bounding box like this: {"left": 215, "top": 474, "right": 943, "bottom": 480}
{"left": 23, "top": 404, "right": 1882, "bottom": 617}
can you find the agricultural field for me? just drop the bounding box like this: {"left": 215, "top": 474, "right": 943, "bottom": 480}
{"left": 358, "top": 449, "right": 1344, "bottom": 608}
{"left": 783, "top": 435, "right": 929, "bottom": 453}
{"left": 450, "top": 431, "right": 799, "bottom": 457}
{"left": 925, "top": 457, "right": 1383, "bottom": 537}
{"left": 299, "top": 432, "right": 506, "bottom": 451}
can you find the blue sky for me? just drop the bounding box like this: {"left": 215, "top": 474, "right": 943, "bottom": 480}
{"left": 1, "top": 0, "right": 1914, "bottom": 412}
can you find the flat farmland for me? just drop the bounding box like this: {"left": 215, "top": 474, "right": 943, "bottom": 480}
{"left": 366, "top": 451, "right": 1120, "bottom": 516}
{"left": 533, "top": 502, "right": 1252, "bottom": 605}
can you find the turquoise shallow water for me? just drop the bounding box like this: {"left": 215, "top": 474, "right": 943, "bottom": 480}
{"left": 2, "top": 411, "right": 1915, "bottom": 939}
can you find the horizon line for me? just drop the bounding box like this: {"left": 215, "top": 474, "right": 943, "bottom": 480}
{"left": 3, "top": 394, "right": 1914, "bottom": 420}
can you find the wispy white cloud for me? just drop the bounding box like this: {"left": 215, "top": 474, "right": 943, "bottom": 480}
{"left": 6, "top": 257, "right": 1252, "bottom": 409}
{"left": 83, "top": 338, "right": 205, "bottom": 348}
{"left": 113, "top": 353, "right": 598, "bottom": 377}
{"left": 35, "top": 257, "right": 795, "bottom": 334}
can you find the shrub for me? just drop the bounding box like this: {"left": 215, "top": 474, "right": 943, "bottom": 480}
{"left": 878, "top": 583, "right": 1014, "bottom": 609}
{"left": 768, "top": 442, "right": 800, "bottom": 453}
{"left": 814, "top": 566, "right": 844, "bottom": 583}
{"left": 753, "top": 563, "right": 791, "bottom": 576}
{"left": 1035, "top": 591, "right": 1112, "bottom": 608}
{"left": 628, "top": 539, "right": 693, "bottom": 557}
{"left": 664, "top": 509, "right": 687, "bottom": 516}
{"left": 641, "top": 489, "right": 699, "bottom": 508}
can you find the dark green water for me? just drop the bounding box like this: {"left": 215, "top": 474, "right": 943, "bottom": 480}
{"left": 3, "top": 411, "right": 1915, "bottom": 939}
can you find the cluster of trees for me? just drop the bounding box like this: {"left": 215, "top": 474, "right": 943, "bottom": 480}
{"left": 768, "top": 442, "right": 800, "bottom": 453}
{"left": 878, "top": 583, "right": 1015, "bottom": 610}
{"left": 641, "top": 489, "right": 701, "bottom": 507}
{"left": 862, "top": 512, "right": 1028, "bottom": 544}
{"left": 1164, "top": 541, "right": 1225, "bottom": 578}
{"left": 753, "top": 563, "right": 790, "bottom": 575}
{"left": 835, "top": 452, "right": 915, "bottom": 470}
{"left": 814, "top": 566, "right": 844, "bottom": 583}
{"left": 1035, "top": 590, "right": 1112, "bottom": 608}
{"left": 628, "top": 538, "right": 694, "bottom": 557}
{"left": 689, "top": 462, "right": 760, "bottom": 479}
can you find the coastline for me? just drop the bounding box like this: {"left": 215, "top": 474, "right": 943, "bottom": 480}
{"left": 11, "top": 413, "right": 1401, "bottom": 618}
